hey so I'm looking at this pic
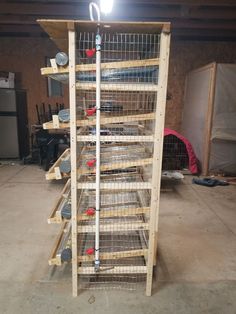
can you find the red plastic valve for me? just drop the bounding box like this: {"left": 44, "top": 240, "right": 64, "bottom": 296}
{"left": 85, "top": 48, "right": 96, "bottom": 58}
{"left": 86, "top": 248, "right": 95, "bottom": 255}
{"left": 86, "top": 208, "right": 95, "bottom": 216}
{"left": 86, "top": 159, "right": 96, "bottom": 168}
{"left": 86, "top": 107, "right": 96, "bottom": 116}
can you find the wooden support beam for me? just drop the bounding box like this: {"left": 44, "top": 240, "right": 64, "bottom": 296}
{"left": 1, "top": 1, "right": 235, "bottom": 17}
{"left": 45, "top": 148, "right": 70, "bottom": 180}
{"left": 0, "top": 24, "right": 43, "bottom": 34}
{"left": 2, "top": 7, "right": 236, "bottom": 25}
{"left": 78, "top": 158, "right": 153, "bottom": 175}
{"left": 48, "top": 221, "right": 70, "bottom": 266}
{"left": 47, "top": 179, "right": 71, "bottom": 224}
{"left": 77, "top": 182, "right": 152, "bottom": 190}
{"left": 43, "top": 112, "right": 155, "bottom": 130}
{"left": 41, "top": 58, "right": 159, "bottom": 76}
{"left": 76, "top": 82, "right": 158, "bottom": 92}
{"left": 68, "top": 21, "right": 78, "bottom": 297}
{"left": 78, "top": 266, "right": 147, "bottom": 275}
{"left": 78, "top": 249, "right": 148, "bottom": 262}
{"left": 77, "top": 135, "right": 154, "bottom": 142}
{"left": 173, "top": 28, "right": 236, "bottom": 39}
{"left": 78, "top": 222, "right": 149, "bottom": 233}
{"left": 78, "top": 206, "right": 150, "bottom": 221}
{"left": 146, "top": 30, "right": 170, "bottom": 297}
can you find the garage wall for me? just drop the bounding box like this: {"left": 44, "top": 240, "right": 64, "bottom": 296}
{"left": 0, "top": 37, "right": 236, "bottom": 130}
{"left": 0, "top": 38, "right": 69, "bottom": 127}
{"left": 168, "top": 41, "right": 236, "bottom": 131}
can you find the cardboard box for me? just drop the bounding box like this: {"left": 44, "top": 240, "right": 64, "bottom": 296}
{"left": 0, "top": 72, "right": 15, "bottom": 88}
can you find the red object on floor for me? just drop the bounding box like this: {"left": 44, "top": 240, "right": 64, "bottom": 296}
{"left": 86, "top": 159, "right": 96, "bottom": 167}
{"left": 85, "top": 48, "right": 96, "bottom": 58}
{"left": 164, "top": 128, "right": 198, "bottom": 174}
{"left": 86, "top": 107, "right": 96, "bottom": 116}
{"left": 86, "top": 208, "right": 95, "bottom": 216}
{"left": 86, "top": 248, "right": 95, "bottom": 255}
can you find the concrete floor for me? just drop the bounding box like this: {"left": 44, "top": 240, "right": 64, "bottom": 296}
{"left": 0, "top": 164, "right": 236, "bottom": 314}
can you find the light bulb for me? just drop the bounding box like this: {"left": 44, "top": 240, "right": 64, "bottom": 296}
{"left": 100, "top": 0, "right": 113, "bottom": 14}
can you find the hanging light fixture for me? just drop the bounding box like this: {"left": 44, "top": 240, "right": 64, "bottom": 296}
{"left": 100, "top": 0, "right": 114, "bottom": 15}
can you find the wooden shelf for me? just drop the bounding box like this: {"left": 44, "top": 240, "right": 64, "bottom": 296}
{"left": 76, "top": 82, "right": 158, "bottom": 92}
{"left": 41, "top": 58, "right": 159, "bottom": 76}
{"left": 77, "top": 182, "right": 152, "bottom": 190}
{"left": 43, "top": 112, "right": 155, "bottom": 130}
{"left": 78, "top": 266, "right": 147, "bottom": 275}
{"left": 77, "top": 135, "right": 154, "bottom": 142}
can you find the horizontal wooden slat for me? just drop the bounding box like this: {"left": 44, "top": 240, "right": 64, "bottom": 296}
{"left": 78, "top": 249, "right": 148, "bottom": 262}
{"left": 76, "top": 82, "right": 158, "bottom": 92}
{"left": 78, "top": 206, "right": 150, "bottom": 220}
{"left": 43, "top": 112, "right": 155, "bottom": 130}
{"left": 78, "top": 158, "right": 152, "bottom": 175}
{"left": 41, "top": 58, "right": 159, "bottom": 76}
{"left": 78, "top": 266, "right": 147, "bottom": 274}
{"left": 77, "top": 182, "right": 151, "bottom": 190}
{"left": 77, "top": 135, "right": 154, "bottom": 142}
{"left": 78, "top": 222, "right": 149, "bottom": 233}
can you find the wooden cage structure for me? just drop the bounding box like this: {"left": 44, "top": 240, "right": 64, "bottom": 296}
{"left": 39, "top": 19, "right": 170, "bottom": 296}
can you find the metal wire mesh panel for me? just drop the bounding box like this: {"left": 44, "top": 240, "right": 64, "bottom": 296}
{"left": 77, "top": 188, "right": 150, "bottom": 290}
{"left": 72, "top": 29, "right": 160, "bottom": 290}
{"left": 162, "top": 135, "right": 189, "bottom": 170}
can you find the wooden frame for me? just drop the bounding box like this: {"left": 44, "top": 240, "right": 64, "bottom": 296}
{"left": 41, "top": 58, "right": 159, "bottom": 76}
{"left": 40, "top": 19, "right": 170, "bottom": 297}
{"left": 45, "top": 148, "right": 70, "bottom": 180}
{"left": 43, "top": 112, "right": 155, "bottom": 130}
{"left": 68, "top": 22, "right": 78, "bottom": 297}
{"left": 146, "top": 30, "right": 171, "bottom": 296}
{"left": 182, "top": 62, "right": 217, "bottom": 176}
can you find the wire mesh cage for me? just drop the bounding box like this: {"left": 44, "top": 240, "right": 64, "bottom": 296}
{"left": 40, "top": 19, "right": 170, "bottom": 296}
{"left": 73, "top": 29, "right": 159, "bottom": 290}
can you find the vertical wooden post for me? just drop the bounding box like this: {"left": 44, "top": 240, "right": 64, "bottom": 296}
{"left": 202, "top": 62, "right": 217, "bottom": 176}
{"left": 68, "top": 22, "right": 78, "bottom": 297}
{"left": 146, "top": 29, "right": 171, "bottom": 297}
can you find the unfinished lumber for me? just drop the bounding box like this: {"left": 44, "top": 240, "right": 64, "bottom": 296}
{"left": 78, "top": 249, "right": 148, "bottom": 262}
{"left": 76, "top": 82, "right": 158, "bottom": 92}
{"left": 78, "top": 206, "right": 150, "bottom": 221}
{"left": 77, "top": 182, "right": 152, "bottom": 190}
{"left": 78, "top": 266, "right": 147, "bottom": 275}
{"left": 43, "top": 112, "right": 155, "bottom": 130}
{"left": 41, "top": 58, "right": 159, "bottom": 76}
{"left": 48, "top": 179, "right": 71, "bottom": 224}
{"left": 46, "top": 148, "right": 70, "bottom": 180}
{"left": 77, "top": 135, "right": 154, "bottom": 142}
{"left": 78, "top": 222, "right": 149, "bottom": 233}
{"left": 78, "top": 158, "right": 152, "bottom": 175}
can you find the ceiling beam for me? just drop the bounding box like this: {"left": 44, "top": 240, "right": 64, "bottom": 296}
{"left": 1, "top": 19, "right": 236, "bottom": 32}
{"left": 1, "top": 2, "right": 236, "bottom": 16}
{"left": 1, "top": 6, "right": 236, "bottom": 21}
{"left": 173, "top": 28, "right": 236, "bottom": 38}
{"left": 1, "top": 23, "right": 236, "bottom": 36}
{"left": 2, "top": 0, "right": 236, "bottom": 6}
